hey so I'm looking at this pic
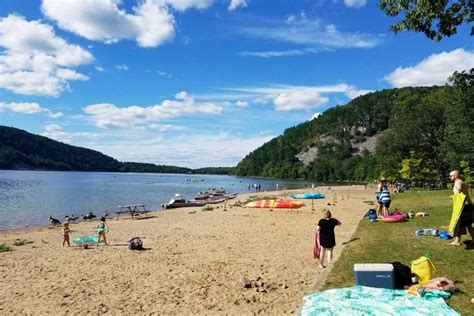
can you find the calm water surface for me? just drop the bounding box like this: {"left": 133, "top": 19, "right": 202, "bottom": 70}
{"left": 0, "top": 170, "right": 309, "bottom": 230}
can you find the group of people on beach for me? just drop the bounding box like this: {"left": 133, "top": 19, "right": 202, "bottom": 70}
{"left": 62, "top": 216, "right": 109, "bottom": 247}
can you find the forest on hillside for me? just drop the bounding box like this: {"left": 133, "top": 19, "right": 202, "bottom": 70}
{"left": 235, "top": 72, "right": 474, "bottom": 188}
{"left": 0, "top": 126, "right": 234, "bottom": 175}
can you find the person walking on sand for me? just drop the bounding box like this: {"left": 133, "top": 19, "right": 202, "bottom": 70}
{"left": 449, "top": 170, "right": 474, "bottom": 246}
{"left": 96, "top": 217, "right": 109, "bottom": 246}
{"left": 62, "top": 222, "right": 70, "bottom": 247}
{"left": 317, "top": 210, "right": 341, "bottom": 268}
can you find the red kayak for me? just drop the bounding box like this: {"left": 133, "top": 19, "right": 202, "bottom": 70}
{"left": 245, "top": 199, "right": 304, "bottom": 209}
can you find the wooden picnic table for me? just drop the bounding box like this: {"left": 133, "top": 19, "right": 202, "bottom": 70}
{"left": 116, "top": 204, "right": 148, "bottom": 220}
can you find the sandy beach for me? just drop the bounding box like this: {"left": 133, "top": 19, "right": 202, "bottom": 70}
{"left": 0, "top": 186, "right": 373, "bottom": 314}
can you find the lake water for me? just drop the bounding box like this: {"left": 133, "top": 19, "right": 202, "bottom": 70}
{"left": 0, "top": 170, "right": 310, "bottom": 230}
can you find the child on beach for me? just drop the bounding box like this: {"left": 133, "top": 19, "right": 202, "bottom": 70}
{"left": 317, "top": 210, "right": 341, "bottom": 268}
{"left": 97, "top": 217, "right": 109, "bottom": 246}
{"left": 379, "top": 186, "right": 391, "bottom": 216}
{"left": 62, "top": 222, "right": 70, "bottom": 247}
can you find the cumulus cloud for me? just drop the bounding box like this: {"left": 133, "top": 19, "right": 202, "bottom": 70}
{"left": 0, "top": 102, "right": 63, "bottom": 118}
{"left": 95, "top": 66, "right": 104, "bottom": 72}
{"left": 41, "top": 0, "right": 216, "bottom": 48}
{"left": 229, "top": 0, "right": 248, "bottom": 11}
{"left": 0, "top": 14, "right": 93, "bottom": 96}
{"left": 84, "top": 91, "right": 223, "bottom": 128}
{"left": 384, "top": 49, "right": 474, "bottom": 88}
{"left": 42, "top": 124, "right": 101, "bottom": 143}
{"left": 222, "top": 83, "right": 373, "bottom": 111}
{"left": 344, "top": 0, "right": 367, "bottom": 8}
{"left": 240, "top": 13, "right": 380, "bottom": 49}
{"left": 311, "top": 112, "right": 322, "bottom": 120}
{"left": 274, "top": 90, "right": 328, "bottom": 111}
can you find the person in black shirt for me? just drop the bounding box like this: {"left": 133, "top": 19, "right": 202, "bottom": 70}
{"left": 317, "top": 210, "right": 341, "bottom": 268}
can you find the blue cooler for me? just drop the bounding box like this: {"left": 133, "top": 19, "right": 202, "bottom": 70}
{"left": 353, "top": 263, "right": 395, "bottom": 289}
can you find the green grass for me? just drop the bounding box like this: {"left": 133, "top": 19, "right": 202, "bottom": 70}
{"left": 322, "top": 189, "right": 473, "bottom": 315}
{"left": 0, "top": 243, "right": 11, "bottom": 252}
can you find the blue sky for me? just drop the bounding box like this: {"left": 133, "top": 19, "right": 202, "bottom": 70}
{"left": 0, "top": 0, "right": 472, "bottom": 168}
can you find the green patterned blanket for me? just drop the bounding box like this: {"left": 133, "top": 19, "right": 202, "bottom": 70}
{"left": 301, "top": 286, "right": 459, "bottom": 316}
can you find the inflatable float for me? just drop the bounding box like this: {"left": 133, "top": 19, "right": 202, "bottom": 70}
{"left": 448, "top": 193, "right": 466, "bottom": 235}
{"left": 381, "top": 214, "right": 407, "bottom": 223}
{"left": 291, "top": 193, "right": 326, "bottom": 199}
{"left": 73, "top": 235, "right": 98, "bottom": 245}
{"left": 245, "top": 199, "right": 304, "bottom": 209}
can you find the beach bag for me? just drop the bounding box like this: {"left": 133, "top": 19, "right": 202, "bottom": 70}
{"left": 365, "top": 209, "right": 377, "bottom": 220}
{"left": 128, "top": 237, "right": 143, "bottom": 250}
{"left": 411, "top": 256, "right": 436, "bottom": 285}
{"left": 391, "top": 261, "right": 413, "bottom": 289}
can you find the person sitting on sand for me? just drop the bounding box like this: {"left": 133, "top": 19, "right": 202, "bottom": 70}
{"left": 317, "top": 210, "right": 341, "bottom": 268}
{"left": 96, "top": 217, "right": 109, "bottom": 246}
{"left": 62, "top": 222, "right": 70, "bottom": 247}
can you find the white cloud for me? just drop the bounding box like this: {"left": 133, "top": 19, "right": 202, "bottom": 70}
{"left": 229, "top": 0, "right": 248, "bottom": 11}
{"left": 274, "top": 90, "right": 328, "bottom": 111}
{"left": 116, "top": 64, "right": 129, "bottom": 71}
{"left": 42, "top": 123, "right": 101, "bottom": 143}
{"left": 84, "top": 91, "right": 223, "bottom": 128}
{"left": 344, "top": 0, "right": 367, "bottom": 8}
{"left": 384, "top": 49, "right": 474, "bottom": 88}
{"left": 240, "top": 48, "right": 327, "bottom": 58}
{"left": 0, "top": 14, "right": 93, "bottom": 96}
{"left": 311, "top": 112, "right": 322, "bottom": 120}
{"left": 223, "top": 83, "right": 373, "bottom": 111}
{"left": 235, "top": 100, "right": 249, "bottom": 107}
{"left": 240, "top": 14, "right": 380, "bottom": 48}
{"left": 0, "top": 102, "right": 63, "bottom": 118}
{"left": 95, "top": 66, "right": 104, "bottom": 72}
{"left": 90, "top": 132, "right": 274, "bottom": 168}
{"left": 41, "top": 0, "right": 215, "bottom": 48}
{"left": 157, "top": 70, "right": 173, "bottom": 78}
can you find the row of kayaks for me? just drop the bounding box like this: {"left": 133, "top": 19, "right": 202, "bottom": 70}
{"left": 162, "top": 191, "right": 325, "bottom": 210}
{"left": 162, "top": 192, "right": 238, "bottom": 209}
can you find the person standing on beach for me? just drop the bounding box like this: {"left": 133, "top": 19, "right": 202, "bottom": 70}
{"left": 62, "top": 222, "right": 70, "bottom": 247}
{"left": 97, "top": 217, "right": 109, "bottom": 246}
{"left": 376, "top": 178, "right": 386, "bottom": 218}
{"left": 449, "top": 170, "right": 474, "bottom": 246}
{"left": 317, "top": 210, "right": 341, "bottom": 268}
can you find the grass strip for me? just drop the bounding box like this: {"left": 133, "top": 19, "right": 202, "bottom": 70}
{"left": 322, "top": 189, "right": 473, "bottom": 315}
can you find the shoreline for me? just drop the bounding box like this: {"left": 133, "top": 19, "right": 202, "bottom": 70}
{"left": 0, "top": 185, "right": 373, "bottom": 314}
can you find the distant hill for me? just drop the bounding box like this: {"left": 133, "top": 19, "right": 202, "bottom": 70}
{"left": 234, "top": 85, "right": 473, "bottom": 186}
{"left": 0, "top": 126, "right": 233, "bottom": 174}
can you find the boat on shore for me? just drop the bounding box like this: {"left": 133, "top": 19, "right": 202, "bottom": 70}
{"left": 161, "top": 194, "right": 206, "bottom": 209}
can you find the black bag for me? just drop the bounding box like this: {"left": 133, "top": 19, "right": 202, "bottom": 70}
{"left": 391, "top": 261, "right": 413, "bottom": 289}
{"left": 128, "top": 237, "right": 143, "bottom": 250}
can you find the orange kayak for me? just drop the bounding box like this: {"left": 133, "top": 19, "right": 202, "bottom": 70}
{"left": 245, "top": 199, "right": 305, "bottom": 209}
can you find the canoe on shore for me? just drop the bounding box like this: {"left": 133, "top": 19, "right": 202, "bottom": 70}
{"left": 245, "top": 199, "right": 304, "bottom": 209}
{"left": 291, "top": 193, "right": 326, "bottom": 199}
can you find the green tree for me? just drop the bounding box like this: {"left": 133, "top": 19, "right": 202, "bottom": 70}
{"left": 379, "top": 0, "right": 474, "bottom": 41}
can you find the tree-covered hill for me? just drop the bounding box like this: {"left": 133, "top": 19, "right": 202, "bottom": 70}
{"left": 0, "top": 126, "right": 234, "bottom": 174}
{"left": 234, "top": 83, "right": 473, "bottom": 187}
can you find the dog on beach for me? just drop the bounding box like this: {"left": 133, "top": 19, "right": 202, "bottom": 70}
{"left": 49, "top": 216, "right": 61, "bottom": 226}
{"left": 82, "top": 212, "right": 97, "bottom": 221}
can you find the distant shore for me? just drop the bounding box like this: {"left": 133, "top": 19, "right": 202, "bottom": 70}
{"left": 0, "top": 186, "right": 373, "bottom": 314}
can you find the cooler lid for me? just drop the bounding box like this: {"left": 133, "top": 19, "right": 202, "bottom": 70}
{"left": 353, "top": 263, "right": 394, "bottom": 271}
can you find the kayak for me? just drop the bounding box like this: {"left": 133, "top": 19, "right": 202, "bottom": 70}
{"left": 245, "top": 199, "right": 304, "bottom": 209}
{"left": 291, "top": 193, "right": 326, "bottom": 199}
{"left": 73, "top": 235, "right": 98, "bottom": 245}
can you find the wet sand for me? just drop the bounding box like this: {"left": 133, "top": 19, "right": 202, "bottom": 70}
{"left": 0, "top": 186, "right": 373, "bottom": 314}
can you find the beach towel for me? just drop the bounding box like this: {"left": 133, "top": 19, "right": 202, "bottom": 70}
{"left": 448, "top": 193, "right": 466, "bottom": 235}
{"left": 313, "top": 230, "right": 320, "bottom": 259}
{"left": 301, "top": 286, "right": 459, "bottom": 316}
